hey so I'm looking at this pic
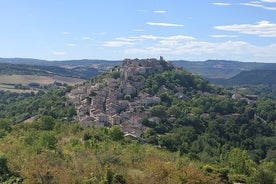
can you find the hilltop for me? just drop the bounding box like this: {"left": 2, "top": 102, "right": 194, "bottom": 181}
{"left": 67, "top": 58, "right": 214, "bottom": 136}
{"left": 66, "top": 58, "right": 275, "bottom": 164}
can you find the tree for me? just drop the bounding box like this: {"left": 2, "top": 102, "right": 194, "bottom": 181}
{"left": 39, "top": 132, "right": 58, "bottom": 150}
{"left": 150, "top": 105, "right": 167, "bottom": 118}
{"left": 0, "top": 153, "right": 10, "bottom": 179}
{"left": 0, "top": 119, "right": 12, "bottom": 138}
{"left": 109, "top": 126, "right": 124, "bottom": 141}
{"left": 38, "top": 116, "right": 56, "bottom": 131}
{"left": 226, "top": 148, "right": 256, "bottom": 176}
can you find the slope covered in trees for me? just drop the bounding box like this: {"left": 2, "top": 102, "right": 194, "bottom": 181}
{"left": 210, "top": 70, "right": 276, "bottom": 85}
{"left": 0, "top": 58, "right": 275, "bottom": 183}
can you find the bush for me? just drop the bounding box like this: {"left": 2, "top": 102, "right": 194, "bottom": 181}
{"left": 109, "top": 126, "right": 124, "bottom": 141}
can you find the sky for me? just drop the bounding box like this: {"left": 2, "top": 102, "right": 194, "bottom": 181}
{"left": 0, "top": 0, "right": 276, "bottom": 62}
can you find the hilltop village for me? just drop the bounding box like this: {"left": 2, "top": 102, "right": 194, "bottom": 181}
{"left": 66, "top": 58, "right": 175, "bottom": 136}
{"left": 66, "top": 57, "right": 259, "bottom": 138}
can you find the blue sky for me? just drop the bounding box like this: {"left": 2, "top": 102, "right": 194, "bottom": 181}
{"left": 1, "top": 0, "right": 276, "bottom": 62}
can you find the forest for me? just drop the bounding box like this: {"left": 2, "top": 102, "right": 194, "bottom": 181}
{"left": 0, "top": 67, "right": 275, "bottom": 183}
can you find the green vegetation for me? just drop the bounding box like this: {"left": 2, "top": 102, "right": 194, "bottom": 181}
{"left": 0, "top": 64, "right": 275, "bottom": 183}
{"left": 0, "top": 120, "right": 227, "bottom": 183}
{"left": 212, "top": 70, "right": 276, "bottom": 85}
{"left": 0, "top": 117, "right": 275, "bottom": 183}
{"left": 228, "top": 85, "right": 276, "bottom": 100}
{"left": 0, "top": 88, "right": 75, "bottom": 123}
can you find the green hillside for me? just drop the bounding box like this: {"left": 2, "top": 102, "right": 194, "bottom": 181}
{"left": 226, "top": 70, "right": 276, "bottom": 85}
{"left": 172, "top": 60, "right": 267, "bottom": 79}
{"left": 210, "top": 70, "right": 276, "bottom": 85}
{"left": 0, "top": 58, "right": 275, "bottom": 183}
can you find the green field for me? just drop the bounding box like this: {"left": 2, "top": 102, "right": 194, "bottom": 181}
{"left": 0, "top": 74, "right": 84, "bottom": 92}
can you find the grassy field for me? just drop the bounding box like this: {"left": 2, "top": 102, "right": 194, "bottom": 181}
{"left": 0, "top": 74, "right": 85, "bottom": 92}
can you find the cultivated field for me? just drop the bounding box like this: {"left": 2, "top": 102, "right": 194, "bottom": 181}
{"left": 0, "top": 74, "right": 85, "bottom": 92}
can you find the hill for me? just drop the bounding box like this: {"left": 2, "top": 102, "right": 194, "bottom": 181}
{"left": 172, "top": 59, "right": 270, "bottom": 79}
{"left": 67, "top": 58, "right": 210, "bottom": 135}
{"left": 0, "top": 57, "right": 121, "bottom": 69}
{"left": 0, "top": 63, "right": 100, "bottom": 79}
{"left": 2, "top": 57, "right": 276, "bottom": 80}
{"left": 0, "top": 58, "right": 275, "bottom": 183}
{"left": 67, "top": 58, "right": 275, "bottom": 162}
{"left": 210, "top": 69, "right": 276, "bottom": 85}
{"left": 0, "top": 63, "right": 100, "bottom": 93}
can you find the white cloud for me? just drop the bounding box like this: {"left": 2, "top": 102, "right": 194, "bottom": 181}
{"left": 241, "top": 1, "right": 276, "bottom": 10}
{"left": 211, "top": 35, "right": 237, "bottom": 38}
{"left": 146, "top": 22, "right": 184, "bottom": 27}
{"left": 135, "top": 35, "right": 161, "bottom": 40}
{"left": 67, "top": 43, "right": 76, "bottom": 47}
{"left": 214, "top": 21, "right": 276, "bottom": 37}
{"left": 102, "top": 34, "right": 195, "bottom": 49}
{"left": 213, "top": 2, "right": 232, "bottom": 6}
{"left": 124, "top": 40, "right": 276, "bottom": 62}
{"left": 102, "top": 41, "right": 135, "bottom": 47}
{"left": 166, "top": 35, "right": 195, "bottom": 40}
{"left": 153, "top": 10, "right": 167, "bottom": 13}
{"left": 133, "top": 29, "right": 144, "bottom": 32}
{"left": 116, "top": 34, "right": 195, "bottom": 42}
{"left": 261, "top": 0, "right": 276, "bottom": 3}
{"left": 82, "top": 36, "right": 91, "bottom": 40}
{"left": 52, "top": 51, "right": 66, "bottom": 56}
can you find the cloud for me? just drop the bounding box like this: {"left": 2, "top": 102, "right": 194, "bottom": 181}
{"left": 124, "top": 40, "right": 276, "bottom": 62}
{"left": 214, "top": 21, "right": 276, "bottom": 37}
{"left": 166, "top": 35, "right": 195, "bottom": 40}
{"left": 213, "top": 2, "right": 232, "bottom": 6}
{"left": 102, "top": 34, "right": 195, "bottom": 48}
{"left": 61, "top": 32, "right": 70, "bottom": 35}
{"left": 211, "top": 35, "right": 237, "bottom": 38}
{"left": 82, "top": 36, "right": 91, "bottom": 40}
{"left": 102, "top": 41, "right": 135, "bottom": 47}
{"left": 261, "top": 0, "right": 276, "bottom": 2}
{"left": 146, "top": 22, "right": 184, "bottom": 27}
{"left": 116, "top": 34, "right": 195, "bottom": 42}
{"left": 153, "top": 10, "right": 167, "bottom": 13}
{"left": 241, "top": 1, "right": 276, "bottom": 10}
{"left": 133, "top": 29, "right": 144, "bottom": 32}
{"left": 67, "top": 43, "right": 76, "bottom": 47}
{"left": 52, "top": 51, "right": 66, "bottom": 56}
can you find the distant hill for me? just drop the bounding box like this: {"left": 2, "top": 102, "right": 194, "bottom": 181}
{"left": 0, "top": 63, "right": 100, "bottom": 79}
{"left": 0, "top": 57, "right": 121, "bottom": 68}
{"left": 1, "top": 57, "right": 276, "bottom": 80}
{"left": 172, "top": 60, "right": 269, "bottom": 79}
{"left": 210, "top": 69, "right": 276, "bottom": 85}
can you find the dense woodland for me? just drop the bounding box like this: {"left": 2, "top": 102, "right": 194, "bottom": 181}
{"left": 0, "top": 66, "right": 275, "bottom": 183}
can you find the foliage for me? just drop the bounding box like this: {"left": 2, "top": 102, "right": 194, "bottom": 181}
{"left": 143, "top": 69, "right": 211, "bottom": 95}
{"left": 109, "top": 125, "right": 124, "bottom": 141}
{"left": 0, "top": 88, "right": 75, "bottom": 123}
{"left": 0, "top": 62, "right": 275, "bottom": 183}
{"left": 0, "top": 121, "right": 231, "bottom": 183}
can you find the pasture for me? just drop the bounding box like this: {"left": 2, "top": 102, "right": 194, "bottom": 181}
{"left": 0, "top": 74, "right": 84, "bottom": 93}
